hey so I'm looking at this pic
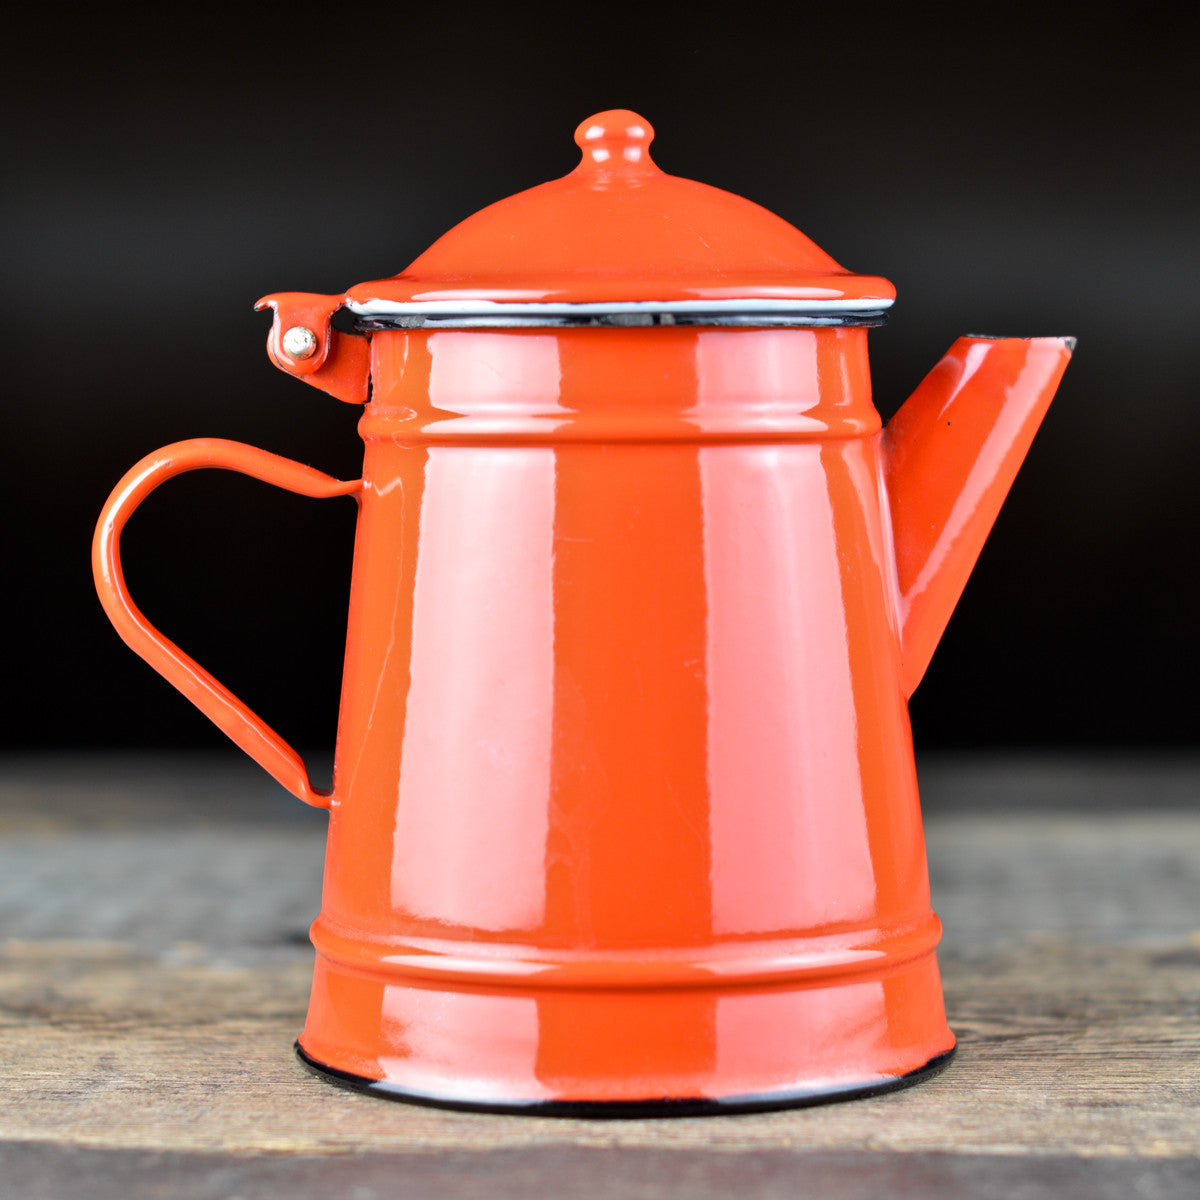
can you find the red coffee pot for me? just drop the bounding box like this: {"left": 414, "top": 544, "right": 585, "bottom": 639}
{"left": 94, "top": 111, "right": 1073, "bottom": 1113}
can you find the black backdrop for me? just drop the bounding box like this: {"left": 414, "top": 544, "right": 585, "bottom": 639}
{"left": 5, "top": 6, "right": 1197, "bottom": 754}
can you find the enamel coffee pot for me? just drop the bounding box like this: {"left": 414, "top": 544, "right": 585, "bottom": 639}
{"left": 94, "top": 111, "right": 1073, "bottom": 1113}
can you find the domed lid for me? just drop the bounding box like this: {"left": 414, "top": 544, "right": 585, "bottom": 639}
{"left": 345, "top": 110, "right": 895, "bottom": 328}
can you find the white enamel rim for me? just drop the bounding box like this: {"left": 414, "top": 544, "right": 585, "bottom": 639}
{"left": 346, "top": 297, "right": 894, "bottom": 318}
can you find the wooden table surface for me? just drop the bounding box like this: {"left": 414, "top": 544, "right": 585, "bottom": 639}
{"left": 1, "top": 752, "right": 1198, "bottom": 1198}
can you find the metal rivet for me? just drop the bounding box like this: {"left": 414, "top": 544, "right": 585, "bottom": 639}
{"left": 281, "top": 325, "right": 319, "bottom": 360}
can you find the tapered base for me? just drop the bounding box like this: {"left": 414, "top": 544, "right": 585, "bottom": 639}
{"left": 295, "top": 939, "right": 956, "bottom": 1113}
{"left": 296, "top": 1042, "right": 956, "bottom": 1117}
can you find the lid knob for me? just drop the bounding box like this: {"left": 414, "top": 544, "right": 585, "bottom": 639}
{"left": 574, "top": 109, "right": 657, "bottom": 173}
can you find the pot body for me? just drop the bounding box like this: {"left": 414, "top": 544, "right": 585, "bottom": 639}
{"left": 298, "top": 324, "right": 954, "bottom": 1109}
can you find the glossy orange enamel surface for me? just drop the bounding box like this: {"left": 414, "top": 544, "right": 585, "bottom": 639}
{"left": 93, "top": 111, "right": 1074, "bottom": 1111}
{"left": 346, "top": 110, "right": 895, "bottom": 308}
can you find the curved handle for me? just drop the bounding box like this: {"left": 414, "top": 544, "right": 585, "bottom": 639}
{"left": 93, "top": 438, "right": 361, "bottom": 808}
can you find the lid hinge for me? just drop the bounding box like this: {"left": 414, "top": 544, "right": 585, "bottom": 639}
{"left": 256, "top": 292, "right": 370, "bottom": 406}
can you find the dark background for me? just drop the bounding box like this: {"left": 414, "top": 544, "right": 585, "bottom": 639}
{"left": 5, "top": 5, "right": 1197, "bottom": 757}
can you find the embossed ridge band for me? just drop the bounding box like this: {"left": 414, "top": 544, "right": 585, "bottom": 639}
{"left": 308, "top": 913, "right": 944, "bottom": 991}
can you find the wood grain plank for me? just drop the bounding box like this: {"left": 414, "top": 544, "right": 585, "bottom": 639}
{"left": 2, "top": 1142, "right": 1199, "bottom": 1200}
{"left": 1, "top": 931, "right": 1197, "bottom": 1156}
{"left": 1, "top": 755, "right": 1198, "bottom": 1167}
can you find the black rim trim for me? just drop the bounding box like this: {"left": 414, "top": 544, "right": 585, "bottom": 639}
{"left": 353, "top": 311, "right": 890, "bottom": 332}
{"left": 295, "top": 1042, "right": 955, "bottom": 1118}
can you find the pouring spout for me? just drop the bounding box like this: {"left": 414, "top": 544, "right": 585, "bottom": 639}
{"left": 884, "top": 335, "right": 1075, "bottom": 697}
